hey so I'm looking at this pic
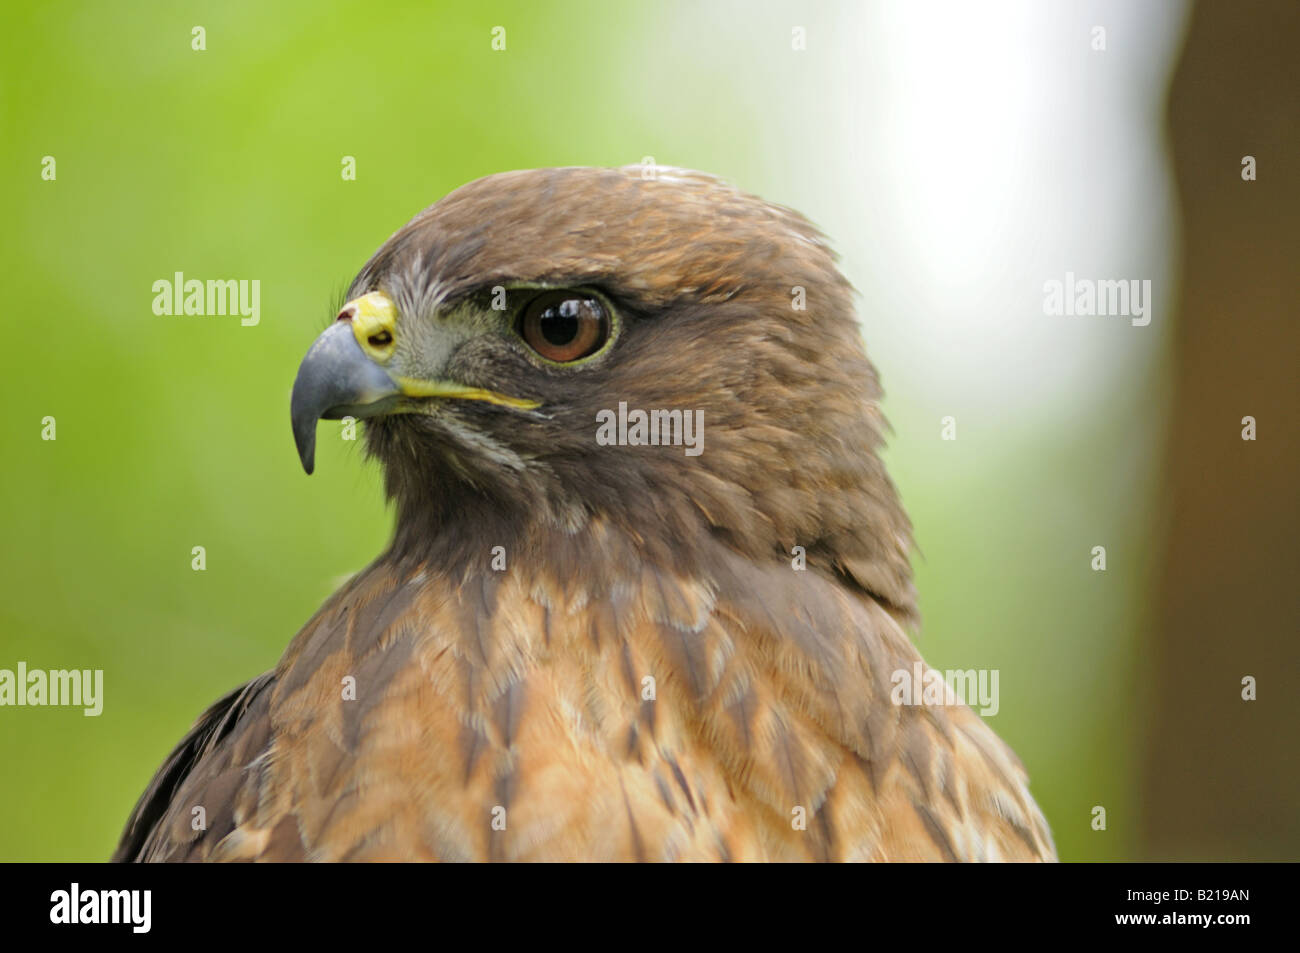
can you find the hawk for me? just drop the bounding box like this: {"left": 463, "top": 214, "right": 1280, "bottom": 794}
{"left": 114, "top": 166, "right": 1055, "bottom": 862}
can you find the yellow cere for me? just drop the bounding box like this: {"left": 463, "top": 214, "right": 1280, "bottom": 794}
{"left": 346, "top": 291, "right": 399, "bottom": 362}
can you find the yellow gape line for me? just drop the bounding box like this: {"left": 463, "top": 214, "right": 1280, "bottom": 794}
{"left": 396, "top": 377, "right": 541, "bottom": 410}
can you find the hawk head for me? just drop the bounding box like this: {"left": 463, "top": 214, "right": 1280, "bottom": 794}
{"left": 291, "top": 166, "right": 916, "bottom": 620}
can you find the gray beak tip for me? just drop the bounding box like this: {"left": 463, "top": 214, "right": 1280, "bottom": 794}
{"left": 290, "top": 374, "right": 321, "bottom": 475}
{"left": 296, "top": 435, "right": 317, "bottom": 475}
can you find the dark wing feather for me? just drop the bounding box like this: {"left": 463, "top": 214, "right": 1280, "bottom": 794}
{"left": 111, "top": 672, "right": 275, "bottom": 862}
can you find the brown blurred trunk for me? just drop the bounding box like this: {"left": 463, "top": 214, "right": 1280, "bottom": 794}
{"left": 1144, "top": 0, "right": 1300, "bottom": 860}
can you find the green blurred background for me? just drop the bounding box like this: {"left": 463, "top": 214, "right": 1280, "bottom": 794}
{"left": 2, "top": 1, "right": 1295, "bottom": 862}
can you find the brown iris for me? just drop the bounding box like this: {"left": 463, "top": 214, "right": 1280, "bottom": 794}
{"left": 519, "top": 291, "right": 609, "bottom": 362}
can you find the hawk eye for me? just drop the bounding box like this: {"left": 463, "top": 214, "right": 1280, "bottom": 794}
{"left": 518, "top": 291, "right": 609, "bottom": 362}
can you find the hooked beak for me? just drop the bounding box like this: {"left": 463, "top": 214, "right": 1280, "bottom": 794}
{"left": 290, "top": 319, "right": 399, "bottom": 475}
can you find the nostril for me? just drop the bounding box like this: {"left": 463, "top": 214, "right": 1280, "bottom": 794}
{"left": 337, "top": 305, "right": 357, "bottom": 322}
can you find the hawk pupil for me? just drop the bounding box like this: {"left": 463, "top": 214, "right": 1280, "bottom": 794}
{"left": 541, "top": 300, "right": 581, "bottom": 345}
